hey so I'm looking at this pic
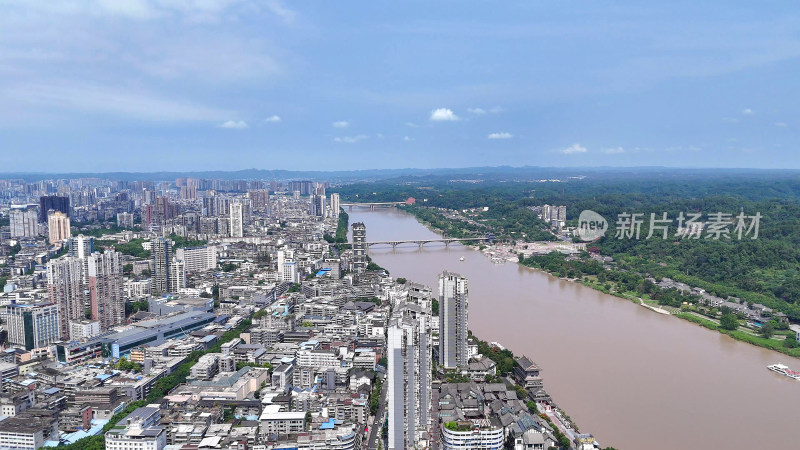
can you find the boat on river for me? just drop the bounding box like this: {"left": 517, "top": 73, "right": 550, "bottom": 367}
{"left": 767, "top": 363, "right": 800, "bottom": 380}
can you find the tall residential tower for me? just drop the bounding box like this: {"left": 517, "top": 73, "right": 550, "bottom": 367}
{"left": 439, "top": 271, "right": 469, "bottom": 369}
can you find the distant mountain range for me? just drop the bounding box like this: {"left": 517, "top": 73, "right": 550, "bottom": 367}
{"left": 1, "top": 166, "right": 798, "bottom": 183}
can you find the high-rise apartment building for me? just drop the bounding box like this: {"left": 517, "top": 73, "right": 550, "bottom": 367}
{"left": 38, "top": 195, "right": 70, "bottom": 223}
{"left": 387, "top": 306, "right": 432, "bottom": 450}
{"left": 48, "top": 211, "right": 71, "bottom": 243}
{"left": 439, "top": 271, "right": 469, "bottom": 369}
{"left": 5, "top": 303, "right": 61, "bottom": 350}
{"left": 152, "top": 237, "right": 173, "bottom": 294}
{"left": 169, "top": 259, "right": 187, "bottom": 292}
{"left": 330, "top": 193, "right": 340, "bottom": 218}
{"left": 175, "top": 246, "right": 217, "bottom": 272}
{"left": 47, "top": 257, "right": 85, "bottom": 338}
{"left": 87, "top": 250, "right": 125, "bottom": 331}
{"left": 351, "top": 222, "right": 367, "bottom": 274}
{"left": 67, "top": 235, "right": 94, "bottom": 259}
{"left": 117, "top": 212, "right": 135, "bottom": 228}
{"left": 10, "top": 207, "right": 38, "bottom": 237}
{"left": 229, "top": 202, "right": 244, "bottom": 238}
{"left": 310, "top": 194, "right": 325, "bottom": 217}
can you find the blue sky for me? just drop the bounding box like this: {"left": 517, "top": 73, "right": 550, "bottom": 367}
{"left": 1, "top": 0, "right": 799, "bottom": 172}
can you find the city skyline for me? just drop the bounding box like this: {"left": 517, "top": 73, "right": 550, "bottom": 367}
{"left": 2, "top": 1, "right": 799, "bottom": 171}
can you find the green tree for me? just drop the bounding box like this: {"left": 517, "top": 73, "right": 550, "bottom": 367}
{"left": 719, "top": 312, "right": 739, "bottom": 331}
{"left": 759, "top": 322, "right": 775, "bottom": 338}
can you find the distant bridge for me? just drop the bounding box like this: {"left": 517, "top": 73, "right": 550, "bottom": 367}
{"left": 340, "top": 202, "right": 405, "bottom": 210}
{"left": 346, "top": 237, "right": 492, "bottom": 249}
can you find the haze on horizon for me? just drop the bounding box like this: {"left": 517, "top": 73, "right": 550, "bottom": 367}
{"left": 1, "top": 0, "right": 798, "bottom": 172}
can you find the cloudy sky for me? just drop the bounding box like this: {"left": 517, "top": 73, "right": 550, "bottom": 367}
{"left": 2, "top": 0, "right": 799, "bottom": 172}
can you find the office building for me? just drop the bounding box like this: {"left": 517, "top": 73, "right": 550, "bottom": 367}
{"left": 47, "top": 257, "right": 85, "bottom": 339}
{"left": 351, "top": 222, "right": 367, "bottom": 274}
{"left": 439, "top": 271, "right": 469, "bottom": 369}
{"left": 388, "top": 310, "right": 432, "bottom": 450}
{"left": 152, "top": 237, "right": 173, "bottom": 294}
{"left": 5, "top": 303, "right": 60, "bottom": 350}
{"left": 48, "top": 211, "right": 71, "bottom": 243}
{"left": 39, "top": 195, "right": 69, "bottom": 223}
{"left": 87, "top": 250, "right": 125, "bottom": 331}
{"left": 282, "top": 261, "right": 299, "bottom": 283}
{"left": 175, "top": 246, "right": 217, "bottom": 272}
{"left": 10, "top": 207, "right": 38, "bottom": 238}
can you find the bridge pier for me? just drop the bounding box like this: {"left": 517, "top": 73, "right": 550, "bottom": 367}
{"left": 445, "top": 241, "right": 450, "bottom": 248}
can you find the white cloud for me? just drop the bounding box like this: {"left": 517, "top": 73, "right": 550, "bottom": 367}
{"left": 489, "top": 106, "right": 504, "bottom": 113}
{"left": 604, "top": 147, "right": 625, "bottom": 154}
{"left": 334, "top": 134, "right": 369, "bottom": 143}
{"left": 406, "top": 122, "right": 419, "bottom": 128}
{"left": 264, "top": 115, "right": 281, "bottom": 123}
{"left": 775, "top": 122, "right": 788, "bottom": 127}
{"left": 219, "top": 120, "right": 248, "bottom": 129}
{"left": 559, "top": 144, "right": 587, "bottom": 154}
{"left": 403, "top": 136, "right": 414, "bottom": 141}
{"left": 722, "top": 117, "right": 740, "bottom": 123}
{"left": 488, "top": 132, "right": 512, "bottom": 140}
{"left": 332, "top": 121, "right": 349, "bottom": 128}
{"left": 429, "top": 108, "right": 460, "bottom": 121}
{"left": 263, "top": 0, "right": 297, "bottom": 24}
{"left": 741, "top": 108, "right": 754, "bottom": 115}
{"left": 468, "top": 108, "right": 486, "bottom": 115}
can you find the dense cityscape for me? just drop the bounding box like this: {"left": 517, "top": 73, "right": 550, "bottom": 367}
{"left": 0, "top": 177, "right": 601, "bottom": 450}
{"left": 2, "top": 1, "right": 799, "bottom": 449}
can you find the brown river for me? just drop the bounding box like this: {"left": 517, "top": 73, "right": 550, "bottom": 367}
{"left": 348, "top": 207, "right": 799, "bottom": 450}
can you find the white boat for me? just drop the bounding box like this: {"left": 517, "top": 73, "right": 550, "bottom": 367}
{"left": 459, "top": 256, "right": 465, "bottom": 261}
{"left": 767, "top": 363, "right": 800, "bottom": 380}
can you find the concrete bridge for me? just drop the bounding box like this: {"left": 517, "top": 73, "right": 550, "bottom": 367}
{"left": 340, "top": 202, "right": 405, "bottom": 211}
{"left": 349, "top": 237, "right": 492, "bottom": 249}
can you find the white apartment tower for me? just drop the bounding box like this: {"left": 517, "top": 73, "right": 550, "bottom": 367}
{"left": 439, "top": 271, "right": 469, "bottom": 369}
{"left": 330, "top": 193, "right": 340, "bottom": 218}
{"left": 10, "top": 207, "right": 38, "bottom": 237}
{"left": 229, "top": 201, "right": 244, "bottom": 238}
{"left": 351, "top": 222, "right": 367, "bottom": 274}
{"left": 169, "top": 259, "right": 187, "bottom": 291}
{"left": 175, "top": 246, "right": 217, "bottom": 272}
{"left": 388, "top": 305, "right": 432, "bottom": 450}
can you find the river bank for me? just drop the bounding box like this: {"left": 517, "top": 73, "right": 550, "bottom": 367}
{"left": 350, "top": 207, "right": 800, "bottom": 450}
{"left": 400, "top": 205, "right": 800, "bottom": 359}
